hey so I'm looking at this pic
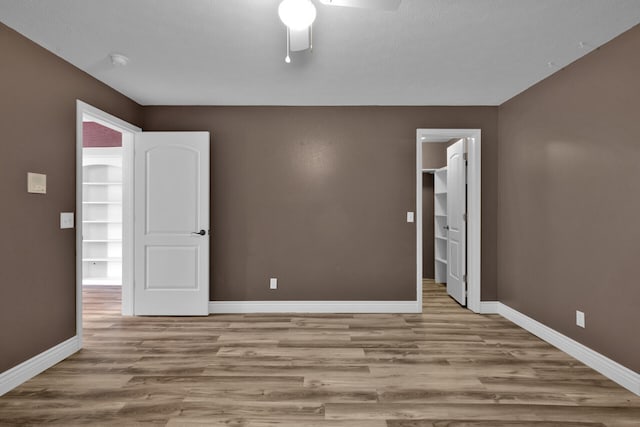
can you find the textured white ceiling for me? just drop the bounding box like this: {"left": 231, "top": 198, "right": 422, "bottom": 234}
{"left": 1, "top": 0, "right": 639, "bottom": 105}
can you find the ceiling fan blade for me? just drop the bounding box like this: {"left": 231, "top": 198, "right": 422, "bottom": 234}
{"left": 318, "top": 0, "right": 401, "bottom": 11}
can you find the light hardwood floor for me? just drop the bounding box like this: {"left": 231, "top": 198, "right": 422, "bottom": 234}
{"left": 1, "top": 280, "right": 639, "bottom": 426}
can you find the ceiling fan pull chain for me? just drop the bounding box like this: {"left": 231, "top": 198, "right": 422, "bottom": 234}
{"left": 285, "top": 26, "right": 291, "bottom": 63}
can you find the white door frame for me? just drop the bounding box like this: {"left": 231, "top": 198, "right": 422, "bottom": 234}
{"left": 76, "top": 100, "right": 140, "bottom": 346}
{"left": 416, "top": 129, "right": 481, "bottom": 313}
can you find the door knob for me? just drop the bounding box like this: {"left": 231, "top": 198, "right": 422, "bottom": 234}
{"left": 192, "top": 229, "right": 206, "bottom": 236}
{"left": 444, "top": 225, "right": 450, "bottom": 230}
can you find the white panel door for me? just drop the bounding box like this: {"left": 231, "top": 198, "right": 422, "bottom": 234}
{"left": 134, "top": 132, "right": 209, "bottom": 315}
{"left": 447, "top": 138, "right": 467, "bottom": 306}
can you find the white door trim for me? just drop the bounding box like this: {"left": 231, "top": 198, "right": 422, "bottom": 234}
{"left": 416, "top": 129, "right": 481, "bottom": 313}
{"left": 210, "top": 300, "right": 420, "bottom": 314}
{"left": 76, "top": 100, "right": 141, "bottom": 346}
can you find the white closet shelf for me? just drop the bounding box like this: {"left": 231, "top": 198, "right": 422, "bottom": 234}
{"left": 83, "top": 278, "right": 121, "bottom": 285}
{"left": 83, "top": 182, "right": 122, "bottom": 185}
{"left": 83, "top": 156, "right": 123, "bottom": 286}
{"left": 82, "top": 201, "right": 122, "bottom": 205}
{"left": 434, "top": 166, "right": 448, "bottom": 284}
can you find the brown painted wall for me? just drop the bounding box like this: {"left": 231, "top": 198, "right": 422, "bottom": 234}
{"left": 143, "top": 106, "right": 498, "bottom": 301}
{"left": 0, "top": 23, "right": 142, "bottom": 372}
{"left": 498, "top": 25, "right": 640, "bottom": 373}
{"left": 422, "top": 174, "right": 435, "bottom": 279}
{"left": 421, "top": 142, "right": 447, "bottom": 169}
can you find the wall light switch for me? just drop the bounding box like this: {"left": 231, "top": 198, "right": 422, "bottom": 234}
{"left": 407, "top": 212, "right": 415, "bottom": 223}
{"left": 60, "top": 212, "right": 74, "bottom": 229}
{"left": 576, "top": 310, "right": 585, "bottom": 328}
{"left": 27, "top": 172, "right": 47, "bottom": 194}
{"left": 270, "top": 278, "right": 278, "bottom": 290}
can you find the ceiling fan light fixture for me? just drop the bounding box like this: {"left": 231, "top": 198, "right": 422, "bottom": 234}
{"left": 278, "top": 0, "right": 317, "bottom": 30}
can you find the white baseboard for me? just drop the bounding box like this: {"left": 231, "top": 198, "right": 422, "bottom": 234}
{"left": 210, "top": 300, "right": 421, "bottom": 314}
{"left": 0, "top": 335, "right": 80, "bottom": 396}
{"left": 479, "top": 301, "right": 499, "bottom": 314}
{"left": 497, "top": 303, "right": 640, "bottom": 396}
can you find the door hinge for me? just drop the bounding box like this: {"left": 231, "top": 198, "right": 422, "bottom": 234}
{"left": 463, "top": 152, "right": 468, "bottom": 161}
{"left": 463, "top": 274, "right": 467, "bottom": 283}
{"left": 463, "top": 213, "right": 467, "bottom": 221}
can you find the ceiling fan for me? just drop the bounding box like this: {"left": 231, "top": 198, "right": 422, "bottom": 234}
{"left": 278, "top": 0, "right": 402, "bottom": 63}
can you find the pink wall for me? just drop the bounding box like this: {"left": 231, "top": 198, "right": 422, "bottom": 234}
{"left": 83, "top": 121, "right": 122, "bottom": 147}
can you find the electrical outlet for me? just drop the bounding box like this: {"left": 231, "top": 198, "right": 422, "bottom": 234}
{"left": 270, "top": 278, "right": 278, "bottom": 290}
{"left": 407, "top": 211, "right": 414, "bottom": 223}
{"left": 576, "top": 310, "right": 585, "bottom": 328}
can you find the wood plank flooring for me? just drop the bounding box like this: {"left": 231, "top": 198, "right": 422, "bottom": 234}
{"left": 1, "top": 280, "right": 638, "bottom": 426}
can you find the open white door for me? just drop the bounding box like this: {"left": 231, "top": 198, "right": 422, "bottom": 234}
{"left": 134, "top": 132, "right": 210, "bottom": 315}
{"left": 447, "top": 138, "right": 466, "bottom": 306}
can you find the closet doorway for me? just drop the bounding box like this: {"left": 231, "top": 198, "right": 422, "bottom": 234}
{"left": 416, "top": 129, "right": 481, "bottom": 312}
{"left": 81, "top": 123, "right": 125, "bottom": 321}
{"left": 76, "top": 100, "right": 210, "bottom": 334}
{"left": 76, "top": 101, "right": 140, "bottom": 327}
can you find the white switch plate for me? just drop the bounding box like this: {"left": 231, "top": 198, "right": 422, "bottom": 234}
{"left": 576, "top": 310, "right": 585, "bottom": 328}
{"left": 270, "top": 278, "right": 278, "bottom": 290}
{"left": 407, "top": 212, "right": 414, "bottom": 223}
{"left": 27, "top": 172, "right": 47, "bottom": 194}
{"left": 60, "top": 212, "right": 74, "bottom": 229}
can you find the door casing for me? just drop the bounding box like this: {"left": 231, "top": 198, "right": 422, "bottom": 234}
{"left": 416, "top": 129, "right": 481, "bottom": 313}
{"left": 76, "top": 100, "right": 140, "bottom": 347}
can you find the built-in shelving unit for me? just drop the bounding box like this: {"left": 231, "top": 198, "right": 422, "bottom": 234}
{"left": 82, "top": 148, "right": 123, "bottom": 286}
{"left": 434, "top": 166, "right": 448, "bottom": 283}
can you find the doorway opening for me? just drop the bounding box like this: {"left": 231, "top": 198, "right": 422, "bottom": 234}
{"left": 81, "top": 124, "right": 124, "bottom": 318}
{"left": 76, "top": 101, "right": 140, "bottom": 345}
{"left": 82, "top": 127, "right": 123, "bottom": 287}
{"left": 416, "top": 129, "right": 481, "bottom": 313}
{"left": 76, "top": 101, "right": 210, "bottom": 339}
